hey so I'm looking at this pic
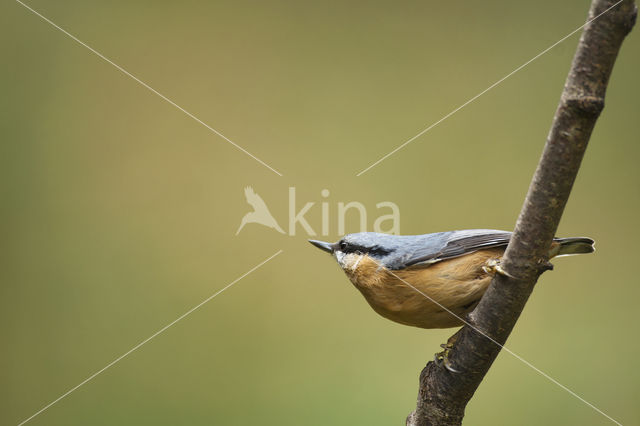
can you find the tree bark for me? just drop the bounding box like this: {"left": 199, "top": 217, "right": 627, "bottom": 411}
{"left": 407, "top": 1, "right": 637, "bottom": 425}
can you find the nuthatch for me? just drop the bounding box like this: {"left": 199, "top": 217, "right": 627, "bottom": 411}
{"left": 309, "top": 229, "right": 594, "bottom": 329}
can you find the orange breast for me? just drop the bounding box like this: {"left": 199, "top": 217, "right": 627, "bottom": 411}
{"left": 343, "top": 249, "right": 505, "bottom": 329}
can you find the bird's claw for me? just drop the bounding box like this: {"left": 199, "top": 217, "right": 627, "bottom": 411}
{"left": 538, "top": 259, "right": 554, "bottom": 272}
{"left": 482, "top": 259, "right": 516, "bottom": 279}
{"left": 434, "top": 342, "right": 461, "bottom": 374}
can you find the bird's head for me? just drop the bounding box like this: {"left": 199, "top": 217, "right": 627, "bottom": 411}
{"left": 309, "top": 232, "right": 394, "bottom": 272}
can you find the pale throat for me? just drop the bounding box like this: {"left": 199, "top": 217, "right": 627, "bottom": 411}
{"left": 335, "top": 252, "right": 366, "bottom": 272}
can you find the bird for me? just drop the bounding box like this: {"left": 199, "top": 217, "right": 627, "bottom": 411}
{"left": 236, "top": 186, "right": 285, "bottom": 235}
{"left": 309, "top": 229, "right": 594, "bottom": 330}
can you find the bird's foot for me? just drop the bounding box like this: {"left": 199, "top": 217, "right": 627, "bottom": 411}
{"left": 482, "top": 259, "right": 516, "bottom": 279}
{"left": 434, "top": 336, "right": 461, "bottom": 373}
{"left": 538, "top": 259, "right": 554, "bottom": 272}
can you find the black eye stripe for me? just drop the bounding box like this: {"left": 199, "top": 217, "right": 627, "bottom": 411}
{"left": 340, "top": 242, "right": 390, "bottom": 256}
{"left": 369, "top": 246, "right": 390, "bottom": 256}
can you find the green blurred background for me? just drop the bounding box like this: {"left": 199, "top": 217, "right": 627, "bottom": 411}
{"left": 2, "top": 0, "right": 639, "bottom": 424}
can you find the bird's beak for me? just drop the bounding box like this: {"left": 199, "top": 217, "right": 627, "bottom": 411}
{"left": 308, "top": 239, "right": 335, "bottom": 253}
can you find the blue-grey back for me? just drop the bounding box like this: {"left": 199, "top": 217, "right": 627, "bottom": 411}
{"left": 343, "top": 229, "right": 513, "bottom": 270}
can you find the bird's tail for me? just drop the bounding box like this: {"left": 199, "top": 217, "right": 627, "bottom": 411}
{"left": 551, "top": 237, "right": 595, "bottom": 258}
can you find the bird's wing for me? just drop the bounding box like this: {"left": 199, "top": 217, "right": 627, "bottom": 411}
{"left": 244, "top": 186, "right": 269, "bottom": 211}
{"left": 398, "top": 229, "right": 513, "bottom": 269}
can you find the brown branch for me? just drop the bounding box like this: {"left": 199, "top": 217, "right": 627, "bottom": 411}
{"left": 406, "top": 1, "right": 637, "bottom": 425}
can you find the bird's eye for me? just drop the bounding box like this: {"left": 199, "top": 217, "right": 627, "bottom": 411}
{"left": 339, "top": 241, "right": 348, "bottom": 251}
